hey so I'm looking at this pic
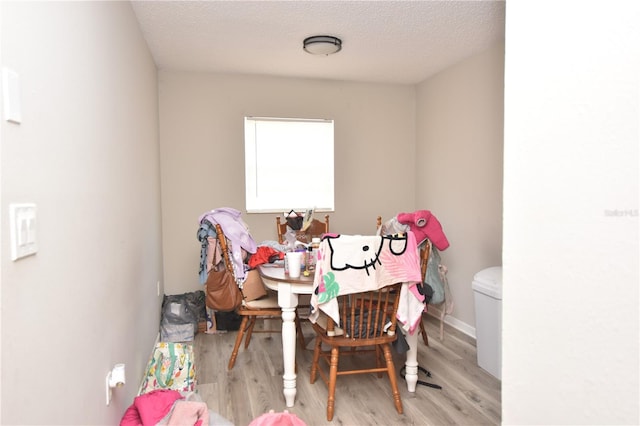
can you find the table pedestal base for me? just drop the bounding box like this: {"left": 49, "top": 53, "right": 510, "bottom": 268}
{"left": 277, "top": 284, "right": 299, "bottom": 407}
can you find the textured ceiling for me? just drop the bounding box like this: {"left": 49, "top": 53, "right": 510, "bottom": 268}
{"left": 131, "top": 1, "right": 505, "bottom": 85}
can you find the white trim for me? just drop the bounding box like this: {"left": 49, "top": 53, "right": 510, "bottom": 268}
{"left": 426, "top": 311, "right": 476, "bottom": 340}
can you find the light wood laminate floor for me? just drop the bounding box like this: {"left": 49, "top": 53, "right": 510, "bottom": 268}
{"left": 193, "top": 314, "right": 501, "bottom": 426}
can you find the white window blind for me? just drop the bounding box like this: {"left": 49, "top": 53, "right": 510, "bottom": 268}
{"left": 244, "top": 116, "right": 334, "bottom": 213}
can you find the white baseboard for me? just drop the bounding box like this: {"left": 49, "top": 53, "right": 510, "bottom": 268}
{"left": 426, "top": 311, "right": 477, "bottom": 340}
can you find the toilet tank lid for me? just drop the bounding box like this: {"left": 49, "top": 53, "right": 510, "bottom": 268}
{"left": 472, "top": 266, "right": 502, "bottom": 299}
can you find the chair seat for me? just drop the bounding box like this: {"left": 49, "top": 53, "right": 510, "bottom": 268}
{"left": 243, "top": 294, "right": 280, "bottom": 310}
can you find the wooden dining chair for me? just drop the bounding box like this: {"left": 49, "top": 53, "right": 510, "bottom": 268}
{"left": 310, "top": 282, "right": 404, "bottom": 421}
{"left": 276, "top": 213, "right": 330, "bottom": 244}
{"left": 376, "top": 216, "right": 430, "bottom": 345}
{"left": 214, "top": 224, "right": 305, "bottom": 370}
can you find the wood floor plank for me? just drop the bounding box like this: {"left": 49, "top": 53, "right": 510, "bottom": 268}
{"left": 193, "top": 315, "right": 501, "bottom": 425}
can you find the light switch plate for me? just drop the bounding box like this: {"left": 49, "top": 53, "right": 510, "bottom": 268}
{"left": 9, "top": 203, "right": 37, "bottom": 261}
{"left": 2, "top": 68, "right": 22, "bottom": 124}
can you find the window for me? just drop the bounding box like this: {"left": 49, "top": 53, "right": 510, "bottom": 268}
{"left": 244, "top": 116, "right": 334, "bottom": 213}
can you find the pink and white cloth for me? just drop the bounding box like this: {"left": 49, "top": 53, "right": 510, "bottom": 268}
{"left": 309, "top": 232, "right": 425, "bottom": 335}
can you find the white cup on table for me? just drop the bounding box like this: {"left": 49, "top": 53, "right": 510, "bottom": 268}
{"left": 286, "top": 252, "right": 303, "bottom": 278}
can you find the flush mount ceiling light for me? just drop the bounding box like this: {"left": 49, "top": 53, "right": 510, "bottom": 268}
{"left": 303, "top": 35, "right": 342, "bottom": 55}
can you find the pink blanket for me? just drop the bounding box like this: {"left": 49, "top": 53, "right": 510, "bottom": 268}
{"left": 120, "top": 390, "right": 209, "bottom": 426}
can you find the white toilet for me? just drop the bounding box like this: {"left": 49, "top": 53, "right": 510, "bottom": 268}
{"left": 472, "top": 266, "right": 502, "bottom": 380}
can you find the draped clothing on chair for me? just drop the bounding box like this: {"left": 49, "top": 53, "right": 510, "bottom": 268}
{"left": 197, "top": 221, "right": 218, "bottom": 285}
{"left": 198, "top": 207, "right": 257, "bottom": 282}
{"left": 309, "top": 232, "right": 425, "bottom": 334}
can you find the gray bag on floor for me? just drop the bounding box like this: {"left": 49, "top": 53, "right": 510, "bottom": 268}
{"left": 160, "top": 291, "right": 205, "bottom": 342}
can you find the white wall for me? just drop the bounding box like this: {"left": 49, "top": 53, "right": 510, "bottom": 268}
{"left": 503, "top": 2, "right": 639, "bottom": 424}
{"left": 158, "top": 72, "right": 417, "bottom": 295}
{"left": 0, "top": 3, "right": 3, "bottom": 422}
{"left": 416, "top": 42, "right": 505, "bottom": 330}
{"left": 0, "top": 2, "right": 162, "bottom": 424}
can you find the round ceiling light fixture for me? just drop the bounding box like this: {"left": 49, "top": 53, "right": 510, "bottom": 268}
{"left": 303, "top": 35, "right": 342, "bottom": 56}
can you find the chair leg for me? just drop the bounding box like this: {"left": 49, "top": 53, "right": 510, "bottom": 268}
{"left": 382, "top": 343, "right": 403, "bottom": 415}
{"left": 375, "top": 346, "right": 383, "bottom": 378}
{"left": 244, "top": 317, "right": 257, "bottom": 349}
{"left": 295, "top": 312, "right": 306, "bottom": 350}
{"left": 310, "top": 336, "right": 322, "bottom": 384}
{"left": 326, "top": 347, "right": 339, "bottom": 422}
{"left": 419, "top": 318, "right": 429, "bottom": 346}
{"left": 228, "top": 316, "right": 250, "bottom": 370}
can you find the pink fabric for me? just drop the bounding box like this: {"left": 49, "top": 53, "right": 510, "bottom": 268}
{"left": 310, "top": 232, "right": 424, "bottom": 332}
{"left": 120, "top": 389, "right": 183, "bottom": 426}
{"left": 397, "top": 210, "right": 449, "bottom": 251}
{"left": 199, "top": 207, "right": 257, "bottom": 281}
{"left": 248, "top": 410, "right": 307, "bottom": 426}
{"left": 206, "top": 237, "right": 219, "bottom": 273}
{"left": 167, "top": 401, "right": 209, "bottom": 426}
{"left": 397, "top": 284, "right": 427, "bottom": 334}
{"left": 120, "top": 405, "right": 142, "bottom": 426}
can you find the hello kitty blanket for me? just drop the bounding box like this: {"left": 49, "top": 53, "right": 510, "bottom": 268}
{"left": 309, "top": 232, "right": 425, "bottom": 334}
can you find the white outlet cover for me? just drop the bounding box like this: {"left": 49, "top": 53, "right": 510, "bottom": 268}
{"left": 2, "top": 67, "right": 22, "bottom": 124}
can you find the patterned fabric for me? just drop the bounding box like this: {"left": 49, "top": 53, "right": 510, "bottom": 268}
{"left": 139, "top": 342, "right": 196, "bottom": 395}
{"left": 309, "top": 232, "right": 424, "bottom": 333}
{"left": 199, "top": 207, "right": 257, "bottom": 282}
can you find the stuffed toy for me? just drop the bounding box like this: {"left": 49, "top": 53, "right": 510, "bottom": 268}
{"left": 397, "top": 210, "right": 449, "bottom": 251}
{"left": 248, "top": 410, "right": 307, "bottom": 426}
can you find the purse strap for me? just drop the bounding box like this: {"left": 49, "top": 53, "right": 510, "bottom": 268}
{"left": 214, "top": 224, "right": 234, "bottom": 274}
{"left": 210, "top": 228, "right": 228, "bottom": 274}
{"left": 211, "top": 233, "right": 221, "bottom": 272}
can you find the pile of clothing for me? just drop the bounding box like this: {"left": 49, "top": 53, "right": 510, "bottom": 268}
{"left": 197, "top": 207, "right": 258, "bottom": 285}
{"left": 120, "top": 389, "right": 232, "bottom": 426}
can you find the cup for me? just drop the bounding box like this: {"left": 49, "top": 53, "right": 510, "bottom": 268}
{"left": 286, "top": 252, "right": 303, "bottom": 278}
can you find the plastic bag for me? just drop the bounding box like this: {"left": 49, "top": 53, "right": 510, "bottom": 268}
{"left": 425, "top": 248, "right": 445, "bottom": 305}
{"left": 160, "top": 291, "right": 205, "bottom": 342}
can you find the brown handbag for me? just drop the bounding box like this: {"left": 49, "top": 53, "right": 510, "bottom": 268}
{"left": 205, "top": 238, "right": 243, "bottom": 312}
